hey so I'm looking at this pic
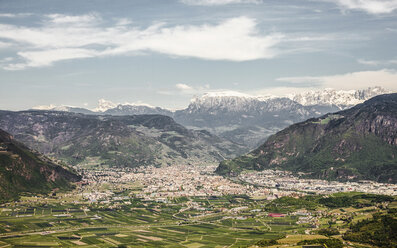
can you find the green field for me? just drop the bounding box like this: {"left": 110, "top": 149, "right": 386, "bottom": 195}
{"left": 0, "top": 193, "right": 296, "bottom": 247}
{"left": 0, "top": 184, "right": 395, "bottom": 247}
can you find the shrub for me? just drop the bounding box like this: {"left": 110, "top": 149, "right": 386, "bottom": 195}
{"left": 297, "top": 238, "right": 343, "bottom": 248}
{"left": 255, "top": 239, "right": 278, "bottom": 247}
{"left": 317, "top": 227, "right": 340, "bottom": 236}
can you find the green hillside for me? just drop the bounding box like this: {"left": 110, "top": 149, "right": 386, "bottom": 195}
{"left": 216, "top": 94, "right": 397, "bottom": 183}
{"left": 0, "top": 129, "right": 80, "bottom": 202}
{"left": 0, "top": 112, "right": 246, "bottom": 168}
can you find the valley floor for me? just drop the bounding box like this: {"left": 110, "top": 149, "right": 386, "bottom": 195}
{"left": 0, "top": 165, "right": 396, "bottom": 247}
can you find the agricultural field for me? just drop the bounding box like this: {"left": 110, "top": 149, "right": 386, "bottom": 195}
{"left": 0, "top": 196, "right": 286, "bottom": 247}
{"left": 0, "top": 182, "right": 395, "bottom": 247}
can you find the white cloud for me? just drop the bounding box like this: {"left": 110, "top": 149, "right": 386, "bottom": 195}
{"left": 358, "top": 58, "right": 397, "bottom": 66}
{"left": 101, "top": 16, "right": 284, "bottom": 61}
{"left": 159, "top": 83, "right": 211, "bottom": 96}
{"left": 176, "top": 83, "right": 194, "bottom": 90}
{"left": 0, "top": 13, "right": 32, "bottom": 18}
{"left": 357, "top": 59, "right": 381, "bottom": 66}
{"left": 0, "top": 41, "right": 12, "bottom": 49}
{"left": 0, "top": 57, "right": 13, "bottom": 62}
{"left": 0, "top": 13, "right": 18, "bottom": 18}
{"left": 4, "top": 48, "right": 98, "bottom": 70}
{"left": 277, "top": 69, "right": 397, "bottom": 91}
{"left": 45, "top": 13, "right": 101, "bottom": 25}
{"left": 180, "top": 0, "right": 261, "bottom": 6}
{"left": 326, "top": 0, "right": 397, "bottom": 14}
{"left": 0, "top": 14, "right": 284, "bottom": 70}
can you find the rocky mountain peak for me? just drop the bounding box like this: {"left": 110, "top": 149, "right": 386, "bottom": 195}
{"left": 93, "top": 99, "right": 117, "bottom": 112}
{"left": 289, "top": 86, "right": 389, "bottom": 108}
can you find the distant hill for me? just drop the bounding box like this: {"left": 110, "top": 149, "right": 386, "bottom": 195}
{"left": 32, "top": 87, "right": 389, "bottom": 148}
{"left": 0, "top": 111, "right": 246, "bottom": 168}
{"left": 104, "top": 104, "right": 173, "bottom": 116}
{"left": 0, "top": 129, "right": 80, "bottom": 202}
{"left": 216, "top": 94, "right": 397, "bottom": 183}
{"left": 173, "top": 93, "right": 327, "bottom": 148}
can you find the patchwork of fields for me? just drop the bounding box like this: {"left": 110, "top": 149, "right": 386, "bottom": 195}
{"left": 0, "top": 181, "right": 395, "bottom": 247}
{"left": 0, "top": 195, "right": 295, "bottom": 247}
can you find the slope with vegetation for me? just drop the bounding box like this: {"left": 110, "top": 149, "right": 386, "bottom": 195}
{"left": 0, "top": 129, "right": 80, "bottom": 202}
{"left": 0, "top": 111, "right": 246, "bottom": 168}
{"left": 343, "top": 211, "right": 397, "bottom": 247}
{"left": 38, "top": 87, "right": 388, "bottom": 148}
{"left": 217, "top": 94, "right": 397, "bottom": 183}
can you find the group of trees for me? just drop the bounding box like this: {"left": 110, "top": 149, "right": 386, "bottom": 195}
{"left": 297, "top": 238, "right": 343, "bottom": 248}
{"left": 319, "top": 193, "right": 394, "bottom": 208}
{"left": 343, "top": 213, "right": 397, "bottom": 247}
{"left": 258, "top": 193, "right": 396, "bottom": 247}
{"left": 317, "top": 227, "right": 340, "bottom": 236}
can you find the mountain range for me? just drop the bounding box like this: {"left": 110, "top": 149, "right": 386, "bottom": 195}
{"left": 0, "top": 111, "right": 246, "bottom": 169}
{"left": 290, "top": 86, "right": 387, "bottom": 107}
{"left": 32, "top": 87, "right": 389, "bottom": 148}
{"left": 1, "top": 88, "right": 395, "bottom": 187}
{"left": 216, "top": 93, "right": 397, "bottom": 183}
{"left": 0, "top": 128, "right": 80, "bottom": 202}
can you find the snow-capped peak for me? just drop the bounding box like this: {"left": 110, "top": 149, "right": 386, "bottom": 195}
{"left": 32, "top": 104, "right": 75, "bottom": 111}
{"left": 195, "top": 91, "right": 277, "bottom": 99}
{"left": 191, "top": 91, "right": 277, "bottom": 104}
{"left": 185, "top": 87, "right": 391, "bottom": 113}
{"left": 93, "top": 99, "right": 117, "bottom": 112}
{"left": 32, "top": 104, "right": 58, "bottom": 110}
{"left": 198, "top": 91, "right": 253, "bottom": 99}
{"left": 289, "top": 86, "right": 389, "bottom": 108}
{"left": 120, "top": 101, "right": 155, "bottom": 108}
{"left": 187, "top": 91, "right": 281, "bottom": 113}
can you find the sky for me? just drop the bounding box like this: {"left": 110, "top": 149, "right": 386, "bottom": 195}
{"left": 0, "top": 0, "right": 397, "bottom": 110}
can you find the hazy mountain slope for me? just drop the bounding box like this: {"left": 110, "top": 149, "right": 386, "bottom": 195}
{"left": 29, "top": 87, "right": 390, "bottom": 148}
{"left": 0, "top": 129, "right": 80, "bottom": 202}
{"left": 0, "top": 111, "right": 246, "bottom": 168}
{"left": 31, "top": 105, "right": 96, "bottom": 115}
{"left": 216, "top": 94, "right": 397, "bottom": 183}
{"left": 173, "top": 93, "right": 337, "bottom": 147}
{"left": 104, "top": 105, "right": 173, "bottom": 116}
{"left": 173, "top": 87, "right": 388, "bottom": 147}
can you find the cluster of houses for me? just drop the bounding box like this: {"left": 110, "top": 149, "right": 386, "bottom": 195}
{"left": 240, "top": 169, "right": 397, "bottom": 195}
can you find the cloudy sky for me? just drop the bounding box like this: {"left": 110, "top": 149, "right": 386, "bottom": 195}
{"left": 0, "top": 0, "right": 397, "bottom": 110}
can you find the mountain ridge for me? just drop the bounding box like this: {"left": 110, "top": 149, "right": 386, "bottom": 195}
{"left": 290, "top": 86, "right": 389, "bottom": 108}
{"left": 29, "top": 87, "right": 390, "bottom": 149}
{"left": 32, "top": 87, "right": 389, "bottom": 114}
{"left": 0, "top": 111, "right": 246, "bottom": 169}
{"left": 216, "top": 93, "right": 397, "bottom": 183}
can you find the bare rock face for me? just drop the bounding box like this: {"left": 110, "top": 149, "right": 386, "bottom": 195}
{"left": 217, "top": 93, "right": 397, "bottom": 183}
